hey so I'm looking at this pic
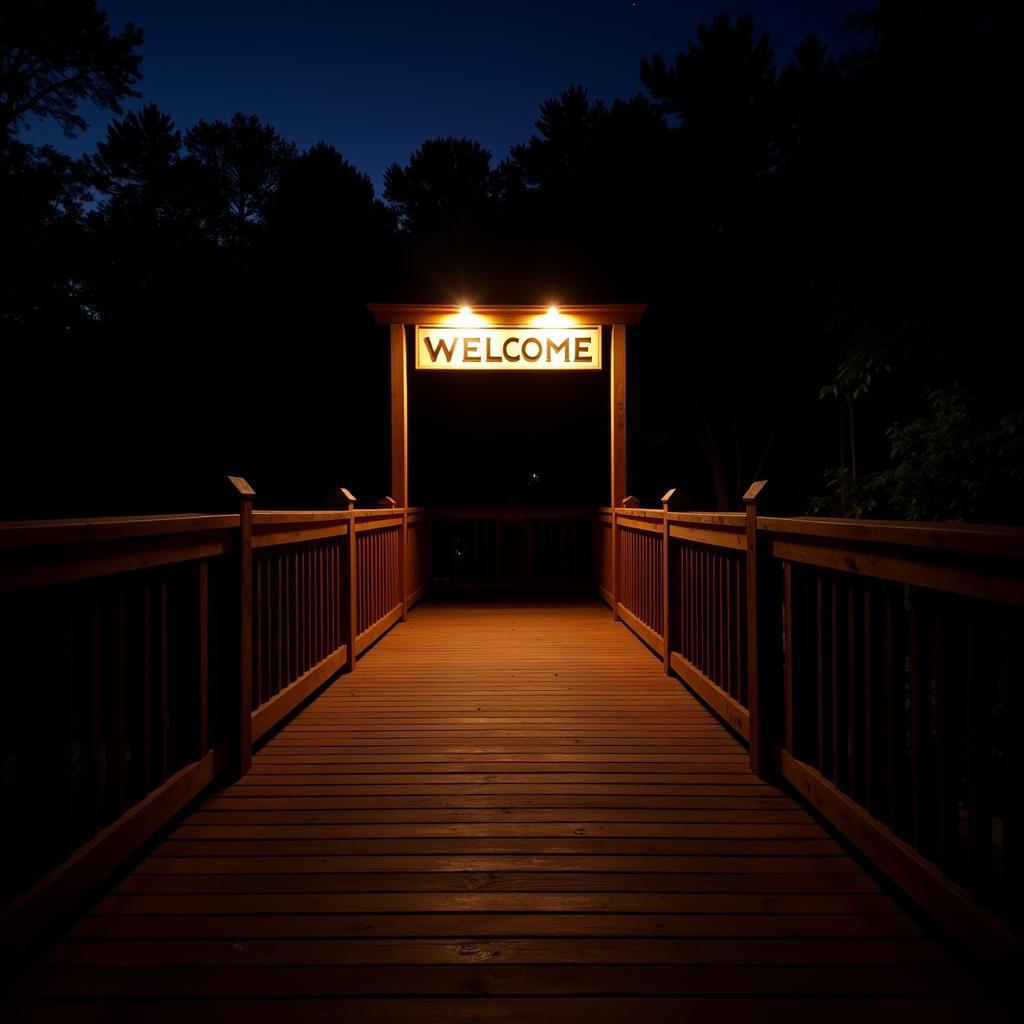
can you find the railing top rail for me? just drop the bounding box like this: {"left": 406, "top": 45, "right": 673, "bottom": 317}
{"left": 759, "top": 515, "right": 1024, "bottom": 558}
{"left": 605, "top": 507, "right": 746, "bottom": 529}
{"left": 611, "top": 507, "right": 663, "bottom": 519}
{"left": 667, "top": 512, "right": 746, "bottom": 527}
{"left": 254, "top": 510, "right": 347, "bottom": 525}
{"left": 0, "top": 513, "right": 240, "bottom": 550}
{"left": 353, "top": 507, "right": 426, "bottom": 518}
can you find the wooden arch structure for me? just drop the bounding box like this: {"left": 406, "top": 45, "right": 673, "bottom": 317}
{"left": 367, "top": 304, "right": 647, "bottom": 508}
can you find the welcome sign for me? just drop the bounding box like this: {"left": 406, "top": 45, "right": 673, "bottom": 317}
{"left": 415, "top": 326, "right": 602, "bottom": 370}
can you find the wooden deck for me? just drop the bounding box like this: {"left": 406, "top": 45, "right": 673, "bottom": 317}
{"left": 5, "top": 599, "right": 1007, "bottom": 1022}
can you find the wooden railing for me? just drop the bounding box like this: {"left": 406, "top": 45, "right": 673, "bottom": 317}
{"left": 430, "top": 507, "right": 593, "bottom": 589}
{"left": 4, "top": 487, "right": 1023, "bottom": 982}
{"left": 0, "top": 482, "right": 424, "bottom": 951}
{"left": 354, "top": 509, "right": 405, "bottom": 652}
{"left": 598, "top": 500, "right": 753, "bottom": 738}
{"left": 250, "top": 510, "right": 352, "bottom": 748}
{"left": 598, "top": 488, "right": 1024, "bottom": 989}
{"left": 765, "top": 515, "right": 1024, "bottom": 984}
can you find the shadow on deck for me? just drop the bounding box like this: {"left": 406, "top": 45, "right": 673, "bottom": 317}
{"left": 4, "top": 598, "right": 1008, "bottom": 1022}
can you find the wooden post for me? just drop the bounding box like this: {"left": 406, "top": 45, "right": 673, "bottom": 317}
{"left": 331, "top": 487, "right": 358, "bottom": 672}
{"left": 661, "top": 488, "right": 685, "bottom": 674}
{"left": 227, "top": 475, "right": 254, "bottom": 777}
{"left": 743, "top": 480, "right": 768, "bottom": 777}
{"left": 610, "top": 323, "right": 627, "bottom": 508}
{"left": 390, "top": 324, "right": 408, "bottom": 507}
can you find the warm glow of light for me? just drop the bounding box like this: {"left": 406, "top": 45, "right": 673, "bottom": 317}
{"left": 445, "top": 305, "right": 489, "bottom": 328}
{"left": 530, "top": 305, "right": 577, "bottom": 329}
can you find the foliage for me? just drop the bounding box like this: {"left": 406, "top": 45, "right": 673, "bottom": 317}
{"left": 0, "top": 1, "right": 1020, "bottom": 519}
{"left": 0, "top": 0, "right": 142, "bottom": 140}
{"left": 814, "top": 388, "right": 1024, "bottom": 523}
{"left": 383, "top": 137, "right": 494, "bottom": 236}
{"left": 0, "top": 138, "right": 90, "bottom": 329}
{"left": 85, "top": 102, "right": 181, "bottom": 205}
{"left": 185, "top": 113, "right": 296, "bottom": 248}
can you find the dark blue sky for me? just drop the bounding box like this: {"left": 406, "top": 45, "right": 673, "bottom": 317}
{"left": 27, "top": 0, "right": 861, "bottom": 192}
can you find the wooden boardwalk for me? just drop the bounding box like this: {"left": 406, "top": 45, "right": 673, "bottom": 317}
{"left": 5, "top": 599, "right": 1006, "bottom": 1021}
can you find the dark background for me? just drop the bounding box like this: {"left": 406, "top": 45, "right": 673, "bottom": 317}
{"left": 2, "top": 1, "right": 1021, "bottom": 521}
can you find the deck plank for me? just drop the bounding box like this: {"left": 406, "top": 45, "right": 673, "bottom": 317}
{"left": 3, "top": 598, "right": 1006, "bottom": 1020}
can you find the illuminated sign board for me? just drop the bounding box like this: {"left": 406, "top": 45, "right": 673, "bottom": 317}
{"left": 415, "top": 326, "right": 602, "bottom": 370}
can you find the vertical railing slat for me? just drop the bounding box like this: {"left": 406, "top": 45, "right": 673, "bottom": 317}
{"left": 114, "top": 590, "right": 127, "bottom": 816}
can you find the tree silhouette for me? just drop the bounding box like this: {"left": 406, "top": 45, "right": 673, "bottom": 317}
{"left": 0, "top": 139, "right": 89, "bottom": 331}
{"left": 85, "top": 102, "right": 182, "bottom": 206}
{"left": 185, "top": 113, "right": 296, "bottom": 249}
{"left": 510, "top": 85, "right": 605, "bottom": 198}
{"left": 1, "top": 0, "right": 1021, "bottom": 520}
{"left": 384, "top": 136, "right": 494, "bottom": 237}
{"left": 641, "top": 12, "right": 778, "bottom": 195}
{"left": 0, "top": 0, "right": 142, "bottom": 141}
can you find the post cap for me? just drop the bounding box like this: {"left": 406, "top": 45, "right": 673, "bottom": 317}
{"left": 661, "top": 487, "right": 689, "bottom": 511}
{"left": 621, "top": 495, "right": 640, "bottom": 508}
{"left": 227, "top": 475, "right": 255, "bottom": 499}
{"left": 742, "top": 480, "right": 768, "bottom": 504}
{"left": 328, "top": 487, "right": 357, "bottom": 509}
{"left": 377, "top": 496, "right": 398, "bottom": 509}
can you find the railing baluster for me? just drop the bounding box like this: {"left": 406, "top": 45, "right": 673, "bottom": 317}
{"left": 863, "top": 584, "right": 873, "bottom": 815}
{"left": 847, "top": 579, "right": 857, "bottom": 798}
{"left": 62, "top": 610, "right": 75, "bottom": 857}
{"left": 159, "top": 577, "right": 169, "bottom": 784}
{"left": 783, "top": 561, "right": 794, "bottom": 753}
{"left": 197, "top": 560, "right": 209, "bottom": 758}
{"left": 816, "top": 576, "right": 825, "bottom": 774}
{"left": 883, "top": 588, "right": 899, "bottom": 835}
{"left": 114, "top": 590, "right": 127, "bottom": 816}
{"left": 255, "top": 553, "right": 264, "bottom": 705}
{"left": 88, "top": 599, "right": 102, "bottom": 833}
{"left": 964, "top": 615, "right": 990, "bottom": 899}
{"left": 830, "top": 578, "right": 840, "bottom": 786}
{"left": 910, "top": 597, "right": 924, "bottom": 851}
{"left": 142, "top": 580, "right": 152, "bottom": 796}
{"left": 1005, "top": 611, "right": 1023, "bottom": 924}
{"left": 934, "top": 601, "right": 959, "bottom": 877}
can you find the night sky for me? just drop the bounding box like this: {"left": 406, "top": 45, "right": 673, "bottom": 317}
{"left": 26, "top": 0, "right": 858, "bottom": 190}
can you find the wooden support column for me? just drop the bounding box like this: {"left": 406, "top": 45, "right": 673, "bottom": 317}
{"left": 390, "top": 323, "right": 408, "bottom": 507}
{"left": 227, "top": 475, "right": 254, "bottom": 777}
{"left": 610, "top": 323, "right": 627, "bottom": 507}
{"left": 609, "top": 323, "right": 627, "bottom": 620}
{"left": 744, "top": 480, "right": 768, "bottom": 777}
